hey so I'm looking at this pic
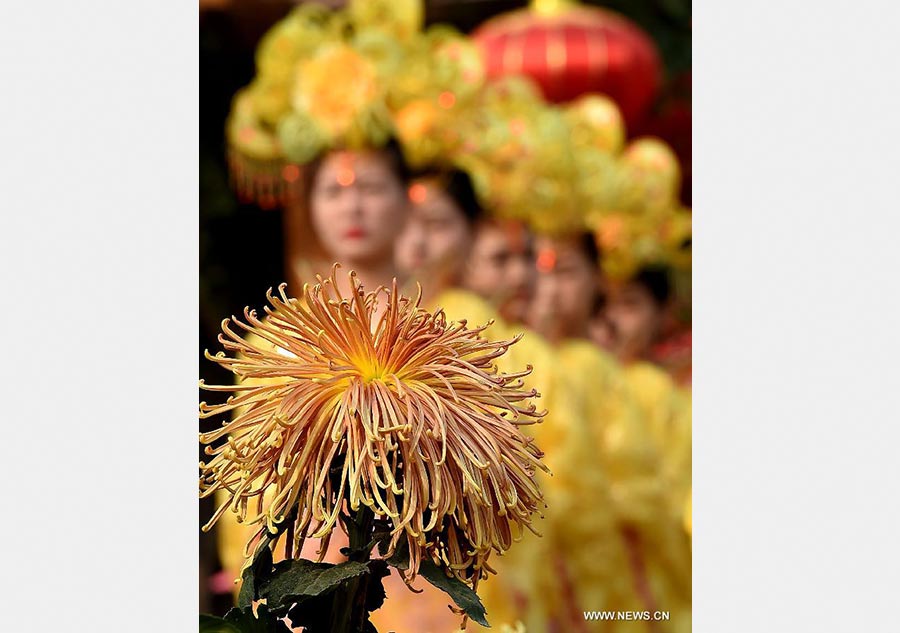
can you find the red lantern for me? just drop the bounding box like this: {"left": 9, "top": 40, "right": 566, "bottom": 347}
{"left": 472, "top": 0, "right": 662, "bottom": 129}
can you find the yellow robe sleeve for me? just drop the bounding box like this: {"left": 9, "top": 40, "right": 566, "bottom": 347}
{"left": 616, "top": 362, "right": 693, "bottom": 631}
{"left": 620, "top": 363, "right": 692, "bottom": 523}
{"left": 555, "top": 342, "right": 667, "bottom": 530}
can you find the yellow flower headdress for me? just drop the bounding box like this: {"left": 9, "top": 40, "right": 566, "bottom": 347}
{"left": 435, "top": 83, "right": 642, "bottom": 239}
{"left": 509, "top": 106, "right": 585, "bottom": 235}
{"left": 616, "top": 136, "right": 683, "bottom": 220}
{"left": 225, "top": 1, "right": 423, "bottom": 208}
{"left": 390, "top": 26, "right": 486, "bottom": 169}
{"left": 434, "top": 76, "right": 595, "bottom": 236}
{"left": 592, "top": 205, "right": 691, "bottom": 280}
{"left": 583, "top": 134, "right": 689, "bottom": 279}
{"left": 565, "top": 93, "right": 626, "bottom": 155}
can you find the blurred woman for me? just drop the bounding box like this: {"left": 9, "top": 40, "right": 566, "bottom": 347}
{"left": 395, "top": 170, "right": 536, "bottom": 326}
{"left": 395, "top": 169, "right": 482, "bottom": 305}
{"left": 528, "top": 233, "right": 693, "bottom": 633}
{"left": 589, "top": 263, "right": 692, "bottom": 523}
{"left": 461, "top": 218, "right": 536, "bottom": 325}
{"left": 528, "top": 233, "right": 605, "bottom": 344}
{"left": 601, "top": 264, "right": 673, "bottom": 365}
{"left": 291, "top": 141, "right": 412, "bottom": 299}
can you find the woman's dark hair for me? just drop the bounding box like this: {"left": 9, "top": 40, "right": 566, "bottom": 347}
{"left": 591, "top": 288, "right": 607, "bottom": 316}
{"left": 576, "top": 232, "right": 602, "bottom": 268}
{"left": 377, "top": 138, "right": 413, "bottom": 184}
{"left": 443, "top": 169, "right": 482, "bottom": 223}
{"left": 302, "top": 138, "right": 412, "bottom": 201}
{"left": 632, "top": 264, "right": 672, "bottom": 306}
{"left": 415, "top": 168, "right": 483, "bottom": 224}
{"left": 573, "top": 232, "right": 604, "bottom": 315}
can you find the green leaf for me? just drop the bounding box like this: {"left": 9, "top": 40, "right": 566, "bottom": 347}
{"left": 212, "top": 605, "right": 291, "bottom": 633}
{"left": 199, "top": 614, "right": 241, "bottom": 633}
{"left": 238, "top": 508, "right": 300, "bottom": 607}
{"left": 281, "top": 560, "right": 391, "bottom": 633}
{"left": 417, "top": 559, "right": 489, "bottom": 628}
{"left": 238, "top": 540, "right": 274, "bottom": 608}
{"left": 261, "top": 559, "right": 371, "bottom": 610}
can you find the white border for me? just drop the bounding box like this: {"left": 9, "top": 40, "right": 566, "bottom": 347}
{"left": 1, "top": 0, "right": 198, "bottom": 629}
{"left": 694, "top": 0, "right": 900, "bottom": 630}
{"left": 4, "top": 0, "right": 900, "bottom": 630}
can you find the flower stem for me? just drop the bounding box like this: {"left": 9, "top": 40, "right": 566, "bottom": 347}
{"left": 330, "top": 506, "right": 375, "bottom": 633}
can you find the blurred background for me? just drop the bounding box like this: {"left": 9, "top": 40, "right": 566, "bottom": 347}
{"left": 199, "top": 0, "right": 691, "bottom": 617}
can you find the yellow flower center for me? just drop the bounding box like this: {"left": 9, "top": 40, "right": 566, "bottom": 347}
{"left": 354, "top": 355, "right": 388, "bottom": 384}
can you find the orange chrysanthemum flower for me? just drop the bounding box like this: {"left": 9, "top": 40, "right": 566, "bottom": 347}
{"left": 199, "top": 269, "right": 547, "bottom": 583}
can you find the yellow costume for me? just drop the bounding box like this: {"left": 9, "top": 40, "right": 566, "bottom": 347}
{"left": 476, "top": 338, "right": 689, "bottom": 633}
{"left": 617, "top": 361, "right": 692, "bottom": 633}
{"left": 436, "top": 290, "right": 560, "bottom": 632}
{"left": 551, "top": 340, "right": 661, "bottom": 631}
{"left": 620, "top": 363, "right": 691, "bottom": 516}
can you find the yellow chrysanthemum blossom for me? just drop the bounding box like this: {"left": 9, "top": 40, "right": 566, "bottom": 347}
{"left": 200, "top": 270, "right": 548, "bottom": 585}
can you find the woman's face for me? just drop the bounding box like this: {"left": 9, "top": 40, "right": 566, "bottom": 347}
{"left": 463, "top": 221, "right": 535, "bottom": 323}
{"left": 605, "top": 281, "right": 664, "bottom": 362}
{"left": 309, "top": 149, "right": 409, "bottom": 266}
{"left": 528, "top": 235, "right": 600, "bottom": 341}
{"left": 395, "top": 180, "right": 472, "bottom": 282}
